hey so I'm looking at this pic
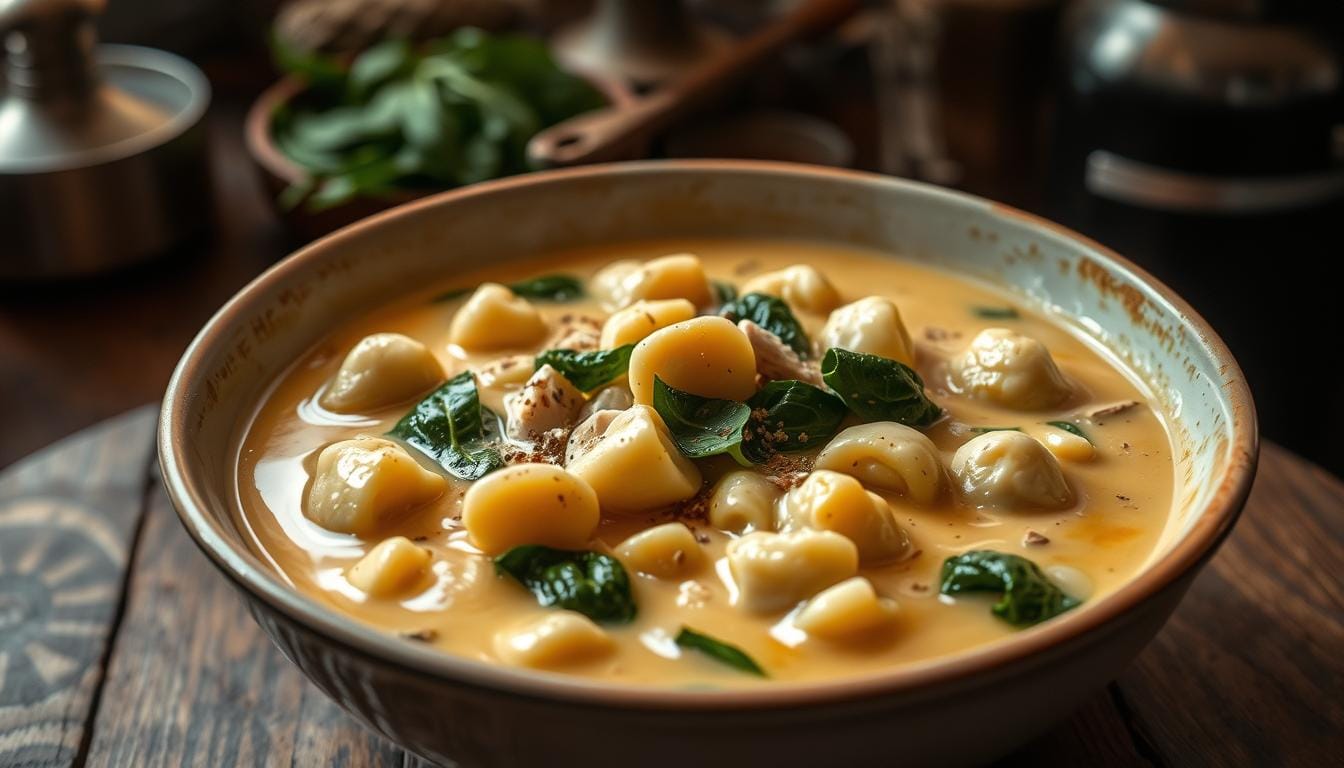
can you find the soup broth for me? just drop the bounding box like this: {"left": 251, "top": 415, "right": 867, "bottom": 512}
{"left": 236, "top": 239, "right": 1174, "bottom": 686}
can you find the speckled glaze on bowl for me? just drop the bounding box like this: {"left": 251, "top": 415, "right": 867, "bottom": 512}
{"left": 159, "top": 161, "right": 1256, "bottom": 768}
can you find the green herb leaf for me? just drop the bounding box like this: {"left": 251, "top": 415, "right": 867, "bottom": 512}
{"left": 820, "top": 348, "right": 942, "bottom": 427}
{"left": 741, "top": 380, "right": 847, "bottom": 462}
{"left": 387, "top": 371, "right": 505, "bottom": 479}
{"left": 495, "top": 546, "right": 636, "bottom": 623}
{"left": 1045, "top": 420, "right": 1092, "bottom": 443}
{"left": 271, "top": 29, "right": 605, "bottom": 208}
{"left": 652, "top": 377, "right": 752, "bottom": 465}
{"left": 972, "top": 306, "right": 1020, "bottom": 319}
{"left": 507, "top": 274, "right": 584, "bottom": 301}
{"left": 971, "top": 426, "right": 1022, "bottom": 434}
{"left": 711, "top": 280, "right": 737, "bottom": 305}
{"left": 719, "top": 292, "right": 811, "bottom": 359}
{"left": 675, "top": 627, "right": 766, "bottom": 677}
{"left": 432, "top": 273, "right": 584, "bottom": 304}
{"left": 347, "top": 40, "right": 415, "bottom": 101}
{"left": 535, "top": 345, "right": 634, "bottom": 392}
{"left": 939, "top": 550, "right": 1080, "bottom": 626}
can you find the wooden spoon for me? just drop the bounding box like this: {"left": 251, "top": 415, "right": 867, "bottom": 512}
{"left": 528, "top": 0, "right": 864, "bottom": 169}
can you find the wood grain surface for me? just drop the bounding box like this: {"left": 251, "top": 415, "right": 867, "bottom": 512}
{"left": 0, "top": 408, "right": 1339, "bottom": 767}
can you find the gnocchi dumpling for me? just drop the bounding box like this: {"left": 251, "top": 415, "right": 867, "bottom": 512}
{"left": 591, "top": 254, "right": 713, "bottom": 310}
{"left": 741, "top": 264, "right": 841, "bottom": 314}
{"left": 346, "top": 536, "right": 432, "bottom": 598}
{"left": 461, "top": 464, "right": 600, "bottom": 554}
{"left": 708, "top": 471, "right": 781, "bottom": 534}
{"left": 948, "top": 328, "right": 1072, "bottom": 410}
{"left": 819, "top": 297, "right": 915, "bottom": 365}
{"left": 951, "top": 431, "right": 1074, "bottom": 510}
{"left": 320, "top": 333, "right": 444, "bottom": 414}
{"left": 566, "top": 405, "right": 702, "bottom": 513}
{"left": 814, "top": 422, "right": 947, "bottom": 505}
{"left": 305, "top": 437, "right": 446, "bottom": 536}
{"left": 627, "top": 317, "right": 757, "bottom": 405}
{"left": 1029, "top": 423, "right": 1096, "bottom": 463}
{"left": 493, "top": 611, "right": 614, "bottom": 670}
{"left": 615, "top": 522, "right": 704, "bottom": 579}
{"left": 726, "top": 530, "right": 859, "bottom": 613}
{"left": 776, "top": 470, "right": 912, "bottom": 565}
{"left": 600, "top": 298, "right": 697, "bottom": 349}
{"left": 794, "top": 577, "right": 899, "bottom": 641}
{"left": 448, "top": 283, "right": 548, "bottom": 351}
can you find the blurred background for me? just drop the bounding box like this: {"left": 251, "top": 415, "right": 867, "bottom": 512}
{"left": 1, "top": 0, "right": 1341, "bottom": 474}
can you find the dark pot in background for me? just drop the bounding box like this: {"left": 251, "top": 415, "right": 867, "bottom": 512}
{"left": 1047, "top": 0, "right": 1344, "bottom": 474}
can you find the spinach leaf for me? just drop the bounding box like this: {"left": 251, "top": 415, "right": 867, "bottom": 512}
{"left": 651, "top": 377, "right": 752, "bottom": 465}
{"left": 494, "top": 546, "right": 636, "bottom": 623}
{"left": 741, "top": 380, "right": 847, "bottom": 462}
{"left": 387, "top": 371, "right": 505, "bottom": 480}
{"left": 971, "top": 426, "right": 1021, "bottom": 434}
{"left": 271, "top": 28, "right": 605, "bottom": 210}
{"left": 711, "top": 280, "right": 738, "bottom": 305}
{"left": 675, "top": 627, "right": 766, "bottom": 677}
{"left": 820, "top": 347, "right": 942, "bottom": 427}
{"left": 507, "top": 274, "right": 584, "bottom": 301}
{"left": 1046, "top": 420, "right": 1091, "bottom": 443}
{"left": 431, "top": 273, "right": 583, "bottom": 304}
{"left": 535, "top": 345, "right": 634, "bottom": 392}
{"left": 972, "top": 305, "right": 1020, "bottom": 320}
{"left": 939, "top": 550, "right": 1080, "bottom": 626}
{"left": 719, "top": 292, "right": 811, "bottom": 359}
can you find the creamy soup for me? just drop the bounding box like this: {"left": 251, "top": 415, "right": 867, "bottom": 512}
{"left": 236, "top": 239, "right": 1174, "bottom": 686}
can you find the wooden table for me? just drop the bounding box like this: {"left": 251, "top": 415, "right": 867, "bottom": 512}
{"left": 0, "top": 407, "right": 1339, "bottom": 766}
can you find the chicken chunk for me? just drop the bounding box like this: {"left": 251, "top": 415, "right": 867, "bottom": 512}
{"left": 738, "top": 320, "right": 822, "bottom": 385}
{"left": 504, "top": 365, "right": 585, "bottom": 440}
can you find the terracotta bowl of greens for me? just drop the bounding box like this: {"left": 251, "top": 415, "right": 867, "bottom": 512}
{"left": 246, "top": 29, "right": 634, "bottom": 240}
{"left": 161, "top": 161, "right": 1256, "bottom": 767}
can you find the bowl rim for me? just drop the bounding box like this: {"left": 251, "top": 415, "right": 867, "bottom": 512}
{"left": 159, "top": 159, "right": 1258, "bottom": 710}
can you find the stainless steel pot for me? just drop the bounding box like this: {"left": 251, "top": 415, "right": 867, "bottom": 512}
{"left": 0, "top": 0, "right": 212, "bottom": 279}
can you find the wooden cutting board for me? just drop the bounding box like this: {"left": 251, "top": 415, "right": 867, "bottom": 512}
{"left": 1, "top": 407, "right": 1339, "bottom": 766}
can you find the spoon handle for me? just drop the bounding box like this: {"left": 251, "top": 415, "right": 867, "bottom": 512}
{"left": 528, "top": 0, "right": 864, "bottom": 168}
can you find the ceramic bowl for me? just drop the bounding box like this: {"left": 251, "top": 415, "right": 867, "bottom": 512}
{"left": 159, "top": 161, "right": 1257, "bottom": 767}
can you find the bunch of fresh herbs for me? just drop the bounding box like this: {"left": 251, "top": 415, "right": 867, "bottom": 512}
{"left": 271, "top": 28, "right": 605, "bottom": 210}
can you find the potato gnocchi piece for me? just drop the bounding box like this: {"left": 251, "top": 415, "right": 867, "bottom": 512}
{"left": 493, "top": 611, "right": 614, "bottom": 670}
{"left": 776, "top": 470, "right": 912, "bottom": 565}
{"left": 600, "top": 298, "right": 697, "bottom": 349}
{"left": 952, "top": 431, "right": 1074, "bottom": 510}
{"left": 592, "top": 254, "right": 713, "bottom": 310}
{"left": 795, "top": 577, "right": 899, "bottom": 641}
{"left": 448, "top": 283, "right": 548, "bottom": 351}
{"left": 1030, "top": 424, "right": 1096, "bottom": 463}
{"left": 814, "top": 422, "right": 947, "bottom": 505}
{"left": 740, "top": 264, "right": 841, "bottom": 314}
{"left": 461, "top": 464, "right": 600, "bottom": 554}
{"left": 628, "top": 317, "right": 757, "bottom": 406}
{"left": 708, "top": 471, "right": 781, "bottom": 534}
{"left": 566, "top": 405, "right": 702, "bottom": 513}
{"left": 615, "top": 522, "right": 704, "bottom": 579}
{"left": 504, "top": 364, "right": 585, "bottom": 439}
{"left": 305, "top": 437, "right": 447, "bottom": 536}
{"left": 948, "top": 328, "right": 1072, "bottom": 410}
{"left": 820, "top": 297, "right": 915, "bottom": 366}
{"left": 727, "top": 530, "right": 859, "bottom": 613}
{"left": 346, "top": 536, "right": 432, "bottom": 598}
{"left": 319, "top": 333, "right": 444, "bottom": 414}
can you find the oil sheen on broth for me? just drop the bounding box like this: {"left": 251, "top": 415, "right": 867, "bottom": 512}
{"left": 236, "top": 239, "right": 1174, "bottom": 686}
